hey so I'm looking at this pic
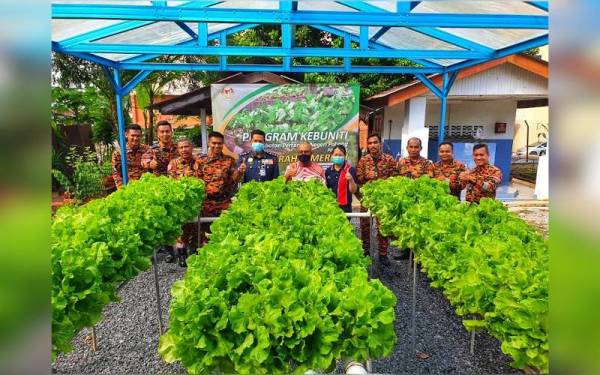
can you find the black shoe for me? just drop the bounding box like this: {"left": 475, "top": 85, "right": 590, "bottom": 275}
{"left": 379, "top": 255, "right": 391, "bottom": 267}
{"left": 164, "top": 246, "right": 175, "bottom": 263}
{"left": 177, "top": 247, "right": 188, "bottom": 268}
{"left": 393, "top": 249, "right": 410, "bottom": 260}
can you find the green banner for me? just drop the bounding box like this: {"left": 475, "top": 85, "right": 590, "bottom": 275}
{"left": 211, "top": 84, "right": 360, "bottom": 172}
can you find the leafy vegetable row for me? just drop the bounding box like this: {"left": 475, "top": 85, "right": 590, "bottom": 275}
{"left": 51, "top": 174, "right": 205, "bottom": 359}
{"left": 159, "top": 179, "right": 396, "bottom": 374}
{"left": 361, "top": 177, "right": 549, "bottom": 373}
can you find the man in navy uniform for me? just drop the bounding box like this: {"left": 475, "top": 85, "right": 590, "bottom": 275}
{"left": 237, "top": 129, "right": 280, "bottom": 183}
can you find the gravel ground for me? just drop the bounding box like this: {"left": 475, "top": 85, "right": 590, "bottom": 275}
{"left": 52, "top": 253, "right": 186, "bottom": 374}
{"left": 53, "top": 221, "right": 517, "bottom": 374}
{"left": 507, "top": 205, "right": 549, "bottom": 238}
{"left": 366, "top": 249, "right": 515, "bottom": 374}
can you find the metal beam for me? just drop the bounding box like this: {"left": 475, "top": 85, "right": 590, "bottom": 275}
{"left": 369, "top": 27, "right": 390, "bottom": 43}
{"left": 175, "top": 21, "right": 198, "bottom": 39}
{"left": 415, "top": 73, "right": 443, "bottom": 98}
{"left": 219, "top": 33, "right": 227, "bottom": 70}
{"left": 439, "top": 96, "right": 448, "bottom": 142}
{"left": 112, "top": 70, "right": 129, "bottom": 185}
{"left": 444, "top": 71, "right": 459, "bottom": 96}
{"left": 101, "top": 65, "right": 117, "bottom": 88}
{"left": 120, "top": 70, "right": 153, "bottom": 95}
{"left": 64, "top": 44, "right": 491, "bottom": 59}
{"left": 52, "top": 5, "right": 549, "bottom": 29}
{"left": 118, "top": 62, "right": 444, "bottom": 74}
{"left": 198, "top": 22, "right": 208, "bottom": 47}
{"left": 343, "top": 32, "right": 351, "bottom": 72}
{"left": 280, "top": 0, "right": 293, "bottom": 71}
{"left": 397, "top": 1, "right": 420, "bottom": 13}
{"left": 359, "top": 26, "right": 369, "bottom": 49}
{"left": 52, "top": 42, "right": 118, "bottom": 67}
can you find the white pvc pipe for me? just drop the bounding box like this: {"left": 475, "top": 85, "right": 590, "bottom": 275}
{"left": 345, "top": 361, "right": 368, "bottom": 374}
{"left": 193, "top": 211, "right": 371, "bottom": 223}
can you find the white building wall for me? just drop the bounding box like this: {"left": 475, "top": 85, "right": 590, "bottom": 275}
{"left": 445, "top": 64, "right": 547, "bottom": 97}
{"left": 426, "top": 99, "right": 517, "bottom": 140}
{"left": 383, "top": 103, "right": 404, "bottom": 139}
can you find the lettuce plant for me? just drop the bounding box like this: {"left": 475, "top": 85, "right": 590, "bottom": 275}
{"left": 159, "top": 179, "right": 396, "bottom": 374}
{"left": 52, "top": 174, "right": 205, "bottom": 359}
{"left": 361, "top": 177, "right": 549, "bottom": 373}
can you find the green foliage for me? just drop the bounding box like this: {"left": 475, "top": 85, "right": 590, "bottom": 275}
{"left": 159, "top": 179, "right": 396, "bottom": 374}
{"left": 57, "top": 147, "right": 111, "bottom": 201}
{"left": 361, "top": 177, "right": 549, "bottom": 373}
{"left": 229, "top": 85, "right": 356, "bottom": 134}
{"left": 51, "top": 175, "right": 205, "bottom": 359}
{"left": 51, "top": 86, "right": 116, "bottom": 149}
{"left": 51, "top": 169, "right": 73, "bottom": 194}
{"left": 173, "top": 126, "right": 202, "bottom": 146}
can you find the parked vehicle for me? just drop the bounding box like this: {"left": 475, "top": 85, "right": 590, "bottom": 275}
{"left": 513, "top": 142, "right": 547, "bottom": 160}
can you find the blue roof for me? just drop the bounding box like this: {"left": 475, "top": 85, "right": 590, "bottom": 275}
{"left": 51, "top": 0, "right": 548, "bottom": 75}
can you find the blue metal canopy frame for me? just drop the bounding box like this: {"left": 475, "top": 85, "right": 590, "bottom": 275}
{"left": 51, "top": 0, "right": 549, "bottom": 185}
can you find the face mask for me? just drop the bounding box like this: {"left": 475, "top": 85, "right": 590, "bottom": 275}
{"left": 331, "top": 156, "right": 345, "bottom": 165}
{"left": 298, "top": 154, "right": 311, "bottom": 164}
{"left": 251, "top": 142, "right": 265, "bottom": 153}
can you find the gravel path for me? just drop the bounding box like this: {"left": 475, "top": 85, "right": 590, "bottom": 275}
{"left": 53, "top": 222, "right": 516, "bottom": 374}
{"left": 367, "top": 249, "right": 515, "bottom": 374}
{"left": 52, "top": 254, "right": 186, "bottom": 374}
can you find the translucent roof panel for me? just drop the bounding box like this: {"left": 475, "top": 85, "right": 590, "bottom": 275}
{"left": 333, "top": 25, "right": 383, "bottom": 39}
{"left": 52, "top": 19, "right": 124, "bottom": 42}
{"left": 94, "top": 53, "right": 137, "bottom": 61}
{"left": 412, "top": 1, "right": 547, "bottom": 15}
{"left": 376, "top": 27, "right": 465, "bottom": 51}
{"left": 211, "top": 0, "right": 279, "bottom": 10}
{"left": 95, "top": 21, "right": 191, "bottom": 45}
{"left": 364, "top": 1, "right": 397, "bottom": 12}
{"left": 429, "top": 59, "right": 466, "bottom": 67}
{"left": 298, "top": 0, "right": 358, "bottom": 12}
{"left": 439, "top": 28, "right": 547, "bottom": 50}
{"left": 208, "top": 23, "right": 239, "bottom": 34}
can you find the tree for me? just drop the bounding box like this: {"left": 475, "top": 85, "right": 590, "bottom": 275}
{"left": 132, "top": 60, "right": 184, "bottom": 144}
{"left": 52, "top": 86, "right": 116, "bottom": 160}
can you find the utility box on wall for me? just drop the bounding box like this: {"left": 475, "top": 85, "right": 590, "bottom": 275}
{"left": 495, "top": 122, "right": 507, "bottom": 134}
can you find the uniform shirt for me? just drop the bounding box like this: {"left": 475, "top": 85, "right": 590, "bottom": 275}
{"left": 433, "top": 159, "right": 467, "bottom": 198}
{"left": 111, "top": 144, "right": 150, "bottom": 188}
{"left": 195, "top": 152, "right": 238, "bottom": 200}
{"left": 325, "top": 163, "right": 357, "bottom": 212}
{"left": 465, "top": 163, "right": 503, "bottom": 203}
{"left": 285, "top": 161, "right": 325, "bottom": 183}
{"left": 142, "top": 143, "right": 178, "bottom": 176}
{"left": 356, "top": 152, "right": 398, "bottom": 185}
{"left": 237, "top": 151, "right": 280, "bottom": 183}
{"left": 167, "top": 156, "right": 198, "bottom": 179}
{"left": 398, "top": 156, "right": 434, "bottom": 179}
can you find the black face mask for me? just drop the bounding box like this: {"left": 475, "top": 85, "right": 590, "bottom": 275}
{"left": 298, "top": 154, "right": 311, "bottom": 164}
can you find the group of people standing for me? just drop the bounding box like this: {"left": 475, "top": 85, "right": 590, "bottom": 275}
{"left": 354, "top": 134, "right": 502, "bottom": 265}
{"left": 112, "top": 122, "right": 502, "bottom": 267}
